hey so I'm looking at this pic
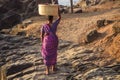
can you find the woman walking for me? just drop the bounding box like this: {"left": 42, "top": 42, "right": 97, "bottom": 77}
{"left": 41, "top": 10, "right": 61, "bottom": 75}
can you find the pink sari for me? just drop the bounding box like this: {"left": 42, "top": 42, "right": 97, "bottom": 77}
{"left": 41, "top": 19, "right": 60, "bottom": 66}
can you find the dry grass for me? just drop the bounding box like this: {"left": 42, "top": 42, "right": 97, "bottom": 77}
{"left": 107, "top": 22, "right": 120, "bottom": 62}
{"left": 78, "top": 0, "right": 120, "bottom": 12}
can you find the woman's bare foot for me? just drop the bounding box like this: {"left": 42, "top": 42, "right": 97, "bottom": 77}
{"left": 51, "top": 65, "right": 57, "bottom": 73}
{"left": 53, "top": 65, "right": 58, "bottom": 71}
{"left": 45, "top": 71, "right": 49, "bottom": 75}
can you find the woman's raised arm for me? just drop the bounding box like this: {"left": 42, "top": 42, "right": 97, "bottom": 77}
{"left": 58, "top": 7, "right": 61, "bottom": 20}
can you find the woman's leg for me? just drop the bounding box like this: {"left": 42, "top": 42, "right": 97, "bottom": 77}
{"left": 45, "top": 66, "right": 50, "bottom": 75}
{"left": 51, "top": 65, "right": 56, "bottom": 72}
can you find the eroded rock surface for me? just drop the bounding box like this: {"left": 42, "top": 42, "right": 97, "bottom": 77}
{"left": 0, "top": 23, "right": 120, "bottom": 80}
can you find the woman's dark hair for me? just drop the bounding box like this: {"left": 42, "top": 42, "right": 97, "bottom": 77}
{"left": 48, "top": 16, "right": 53, "bottom": 21}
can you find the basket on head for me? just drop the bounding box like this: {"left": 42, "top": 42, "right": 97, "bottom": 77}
{"left": 38, "top": 4, "right": 59, "bottom": 16}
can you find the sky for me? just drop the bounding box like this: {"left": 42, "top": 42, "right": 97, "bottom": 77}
{"left": 58, "top": 0, "right": 80, "bottom": 6}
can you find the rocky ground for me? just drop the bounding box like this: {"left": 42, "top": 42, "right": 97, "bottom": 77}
{"left": 0, "top": 0, "right": 120, "bottom": 80}
{"left": 0, "top": 29, "right": 120, "bottom": 80}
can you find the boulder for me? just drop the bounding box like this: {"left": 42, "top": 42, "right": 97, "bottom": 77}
{"left": 97, "top": 19, "right": 105, "bottom": 28}
{"left": 77, "top": 0, "right": 101, "bottom": 7}
{"left": 7, "top": 63, "right": 33, "bottom": 76}
{"left": 60, "top": 8, "right": 68, "bottom": 14}
{"left": 0, "top": 11, "right": 21, "bottom": 31}
{"left": 17, "top": 31, "right": 26, "bottom": 36}
{"left": 97, "top": 19, "right": 115, "bottom": 28}
{"left": 105, "top": 20, "right": 114, "bottom": 25}
{"left": 74, "top": 8, "right": 82, "bottom": 13}
{"left": 85, "top": 30, "right": 99, "bottom": 43}
{"left": 0, "top": 0, "right": 37, "bottom": 19}
{"left": 59, "top": 6, "right": 69, "bottom": 14}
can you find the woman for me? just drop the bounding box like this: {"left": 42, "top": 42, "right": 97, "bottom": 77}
{"left": 41, "top": 11, "right": 61, "bottom": 75}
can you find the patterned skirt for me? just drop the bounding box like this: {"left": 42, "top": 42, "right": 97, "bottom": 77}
{"left": 41, "top": 34, "right": 58, "bottom": 66}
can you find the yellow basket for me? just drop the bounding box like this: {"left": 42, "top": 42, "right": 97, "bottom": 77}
{"left": 38, "top": 4, "right": 59, "bottom": 16}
